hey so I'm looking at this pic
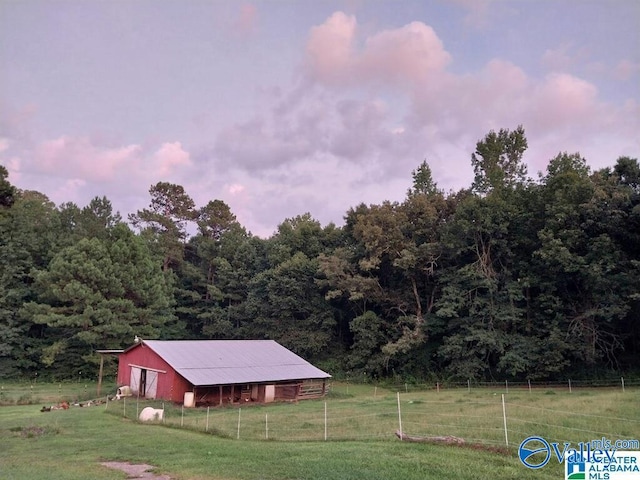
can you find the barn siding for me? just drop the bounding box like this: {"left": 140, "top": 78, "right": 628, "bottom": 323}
{"left": 117, "top": 344, "right": 187, "bottom": 401}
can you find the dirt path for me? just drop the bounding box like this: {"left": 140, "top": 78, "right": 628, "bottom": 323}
{"left": 100, "top": 462, "right": 172, "bottom": 479}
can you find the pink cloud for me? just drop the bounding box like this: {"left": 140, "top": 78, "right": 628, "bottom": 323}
{"left": 447, "top": 0, "right": 494, "bottom": 29}
{"left": 305, "top": 12, "right": 450, "bottom": 90}
{"left": 154, "top": 141, "right": 191, "bottom": 176}
{"left": 614, "top": 59, "right": 639, "bottom": 81}
{"left": 305, "top": 12, "right": 357, "bottom": 85}
{"left": 541, "top": 43, "right": 575, "bottom": 72}
{"left": 35, "top": 136, "right": 142, "bottom": 181}
{"left": 227, "top": 183, "right": 245, "bottom": 195}
{"left": 360, "top": 22, "right": 451, "bottom": 87}
{"left": 234, "top": 3, "right": 258, "bottom": 35}
{"left": 530, "top": 73, "right": 598, "bottom": 129}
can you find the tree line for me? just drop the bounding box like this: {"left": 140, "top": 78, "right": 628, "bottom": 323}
{"left": 1, "top": 126, "right": 639, "bottom": 381}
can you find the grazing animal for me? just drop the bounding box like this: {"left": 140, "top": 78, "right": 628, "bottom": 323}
{"left": 139, "top": 407, "right": 164, "bottom": 422}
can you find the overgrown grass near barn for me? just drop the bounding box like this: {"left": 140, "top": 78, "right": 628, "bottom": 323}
{"left": 0, "top": 379, "right": 116, "bottom": 406}
{"left": 0, "top": 381, "right": 638, "bottom": 479}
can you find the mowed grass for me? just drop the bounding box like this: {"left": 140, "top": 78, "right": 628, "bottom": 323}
{"left": 0, "top": 382, "right": 638, "bottom": 480}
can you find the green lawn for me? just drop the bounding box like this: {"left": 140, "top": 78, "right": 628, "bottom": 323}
{"left": 0, "top": 382, "right": 638, "bottom": 480}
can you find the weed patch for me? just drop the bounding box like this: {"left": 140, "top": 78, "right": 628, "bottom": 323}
{"left": 8, "top": 424, "right": 59, "bottom": 438}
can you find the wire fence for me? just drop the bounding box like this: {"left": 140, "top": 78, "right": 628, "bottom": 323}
{"left": 384, "top": 376, "right": 640, "bottom": 393}
{"left": 103, "top": 383, "right": 640, "bottom": 449}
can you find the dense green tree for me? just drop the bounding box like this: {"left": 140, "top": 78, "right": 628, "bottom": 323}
{"left": 471, "top": 125, "right": 528, "bottom": 194}
{"left": 0, "top": 190, "right": 63, "bottom": 377}
{"left": 129, "top": 182, "right": 196, "bottom": 271}
{"left": 178, "top": 201, "right": 246, "bottom": 337}
{"left": 531, "top": 153, "right": 639, "bottom": 369}
{"left": 243, "top": 252, "right": 336, "bottom": 358}
{"left": 0, "top": 165, "right": 17, "bottom": 208}
{"left": 23, "top": 225, "right": 174, "bottom": 377}
{"left": 407, "top": 160, "right": 441, "bottom": 197}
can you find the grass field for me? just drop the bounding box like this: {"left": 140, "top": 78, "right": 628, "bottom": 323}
{"left": 0, "top": 381, "right": 638, "bottom": 480}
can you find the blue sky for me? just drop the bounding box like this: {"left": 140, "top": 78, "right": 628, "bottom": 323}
{"left": 1, "top": 0, "right": 638, "bottom": 237}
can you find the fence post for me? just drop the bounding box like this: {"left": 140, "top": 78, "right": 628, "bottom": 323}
{"left": 324, "top": 401, "right": 328, "bottom": 441}
{"left": 569, "top": 379, "right": 572, "bottom": 393}
{"left": 397, "top": 392, "right": 403, "bottom": 440}
{"left": 206, "top": 406, "right": 210, "bottom": 432}
{"left": 528, "top": 379, "right": 531, "bottom": 394}
{"left": 467, "top": 379, "right": 470, "bottom": 393}
{"left": 621, "top": 377, "right": 625, "bottom": 393}
{"left": 236, "top": 408, "right": 242, "bottom": 440}
{"left": 501, "top": 394, "right": 508, "bottom": 447}
{"left": 436, "top": 382, "right": 440, "bottom": 393}
{"left": 105, "top": 395, "right": 109, "bottom": 411}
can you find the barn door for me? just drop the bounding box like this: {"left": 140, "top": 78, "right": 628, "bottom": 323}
{"left": 145, "top": 370, "right": 158, "bottom": 399}
{"left": 130, "top": 367, "right": 141, "bottom": 395}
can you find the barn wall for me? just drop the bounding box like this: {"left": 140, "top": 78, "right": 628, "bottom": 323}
{"left": 117, "top": 343, "right": 191, "bottom": 402}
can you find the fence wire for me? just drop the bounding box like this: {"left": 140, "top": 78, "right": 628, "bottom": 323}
{"left": 104, "top": 383, "right": 640, "bottom": 448}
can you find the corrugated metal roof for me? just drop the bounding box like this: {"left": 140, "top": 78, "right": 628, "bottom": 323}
{"left": 142, "top": 340, "right": 331, "bottom": 386}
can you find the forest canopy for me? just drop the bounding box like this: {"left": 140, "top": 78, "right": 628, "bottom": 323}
{"left": 1, "top": 128, "right": 639, "bottom": 381}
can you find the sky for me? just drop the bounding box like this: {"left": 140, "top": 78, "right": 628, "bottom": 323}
{"left": 1, "top": 0, "right": 639, "bottom": 238}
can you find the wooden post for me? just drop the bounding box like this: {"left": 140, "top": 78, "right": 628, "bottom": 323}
{"left": 97, "top": 354, "right": 104, "bottom": 397}
{"left": 501, "top": 394, "right": 508, "bottom": 446}
{"left": 324, "top": 402, "right": 327, "bottom": 441}
{"left": 219, "top": 385, "right": 223, "bottom": 406}
{"left": 396, "top": 392, "right": 403, "bottom": 440}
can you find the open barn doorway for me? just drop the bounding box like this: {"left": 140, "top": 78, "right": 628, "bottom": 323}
{"left": 130, "top": 367, "right": 158, "bottom": 399}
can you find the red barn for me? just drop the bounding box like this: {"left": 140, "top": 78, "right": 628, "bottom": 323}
{"left": 116, "top": 339, "right": 331, "bottom": 406}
